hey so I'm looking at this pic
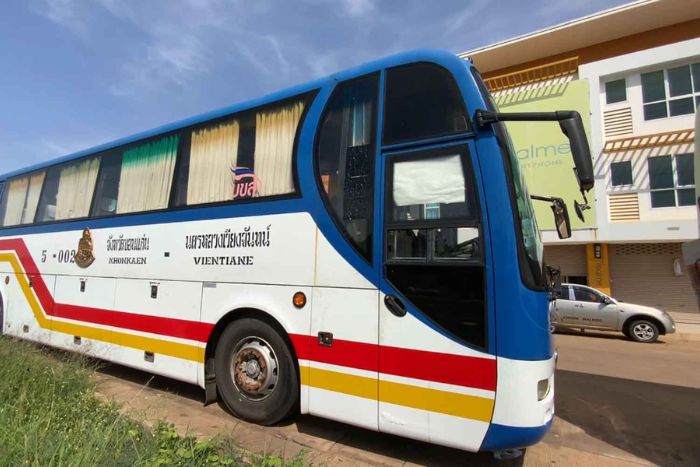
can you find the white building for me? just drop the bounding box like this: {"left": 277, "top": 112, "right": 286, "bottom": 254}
{"left": 461, "top": 0, "right": 699, "bottom": 312}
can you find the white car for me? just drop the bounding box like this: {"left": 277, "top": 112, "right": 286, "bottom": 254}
{"left": 552, "top": 283, "right": 676, "bottom": 343}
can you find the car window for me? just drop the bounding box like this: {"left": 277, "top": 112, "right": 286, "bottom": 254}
{"left": 559, "top": 285, "right": 571, "bottom": 300}
{"left": 573, "top": 287, "right": 601, "bottom": 303}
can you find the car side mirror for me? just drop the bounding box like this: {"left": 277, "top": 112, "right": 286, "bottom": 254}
{"left": 603, "top": 296, "right": 612, "bottom": 305}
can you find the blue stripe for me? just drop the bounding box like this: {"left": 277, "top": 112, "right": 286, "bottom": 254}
{"left": 480, "top": 420, "right": 552, "bottom": 451}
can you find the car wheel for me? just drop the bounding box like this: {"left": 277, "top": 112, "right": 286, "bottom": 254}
{"left": 627, "top": 319, "right": 659, "bottom": 343}
{"left": 215, "top": 318, "right": 298, "bottom": 425}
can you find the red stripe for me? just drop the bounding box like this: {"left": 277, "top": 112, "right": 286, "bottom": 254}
{"left": 1, "top": 238, "right": 214, "bottom": 342}
{"left": 290, "top": 333, "right": 496, "bottom": 391}
{"left": 380, "top": 345, "right": 496, "bottom": 391}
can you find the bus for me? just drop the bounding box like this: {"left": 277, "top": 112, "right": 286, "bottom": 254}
{"left": 0, "top": 50, "right": 593, "bottom": 454}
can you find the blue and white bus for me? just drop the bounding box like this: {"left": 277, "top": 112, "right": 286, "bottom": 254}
{"left": 0, "top": 50, "right": 593, "bottom": 454}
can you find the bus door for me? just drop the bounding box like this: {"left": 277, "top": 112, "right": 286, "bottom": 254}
{"left": 378, "top": 142, "right": 490, "bottom": 448}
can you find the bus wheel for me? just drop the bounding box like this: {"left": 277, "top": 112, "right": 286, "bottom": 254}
{"left": 214, "top": 318, "right": 298, "bottom": 426}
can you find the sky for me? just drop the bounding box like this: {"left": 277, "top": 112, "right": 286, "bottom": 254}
{"left": 0, "top": 0, "right": 632, "bottom": 175}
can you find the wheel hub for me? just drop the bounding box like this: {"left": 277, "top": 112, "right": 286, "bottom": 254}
{"left": 231, "top": 338, "right": 278, "bottom": 400}
{"left": 634, "top": 324, "right": 653, "bottom": 340}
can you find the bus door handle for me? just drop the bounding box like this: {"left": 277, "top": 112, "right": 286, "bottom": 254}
{"left": 384, "top": 295, "right": 407, "bottom": 317}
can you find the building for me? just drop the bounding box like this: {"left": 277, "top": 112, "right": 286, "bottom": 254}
{"left": 460, "top": 0, "right": 700, "bottom": 312}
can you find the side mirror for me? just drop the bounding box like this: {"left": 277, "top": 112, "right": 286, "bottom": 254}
{"left": 532, "top": 195, "right": 571, "bottom": 239}
{"left": 558, "top": 111, "right": 594, "bottom": 193}
{"left": 551, "top": 197, "right": 571, "bottom": 239}
{"left": 603, "top": 296, "right": 612, "bottom": 305}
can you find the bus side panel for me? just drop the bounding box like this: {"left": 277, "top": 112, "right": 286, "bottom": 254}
{"left": 4, "top": 272, "right": 54, "bottom": 345}
{"left": 378, "top": 290, "right": 496, "bottom": 450}
{"left": 109, "top": 278, "right": 203, "bottom": 385}
{"left": 308, "top": 286, "right": 379, "bottom": 430}
{"left": 51, "top": 275, "right": 116, "bottom": 360}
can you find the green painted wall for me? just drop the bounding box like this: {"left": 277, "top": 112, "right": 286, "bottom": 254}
{"left": 495, "top": 79, "right": 595, "bottom": 230}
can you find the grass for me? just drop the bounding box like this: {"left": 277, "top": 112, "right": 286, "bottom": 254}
{"left": 0, "top": 335, "right": 305, "bottom": 466}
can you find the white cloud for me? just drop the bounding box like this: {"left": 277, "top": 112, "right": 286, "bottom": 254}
{"left": 34, "top": 0, "right": 88, "bottom": 36}
{"left": 341, "top": 0, "right": 375, "bottom": 17}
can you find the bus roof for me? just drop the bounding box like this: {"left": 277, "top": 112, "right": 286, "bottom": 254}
{"left": 0, "top": 48, "right": 464, "bottom": 181}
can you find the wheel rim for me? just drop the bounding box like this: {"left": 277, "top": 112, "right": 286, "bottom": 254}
{"left": 230, "top": 336, "right": 279, "bottom": 401}
{"left": 632, "top": 323, "right": 655, "bottom": 341}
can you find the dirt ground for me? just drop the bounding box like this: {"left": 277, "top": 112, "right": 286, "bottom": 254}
{"left": 93, "top": 332, "right": 700, "bottom": 466}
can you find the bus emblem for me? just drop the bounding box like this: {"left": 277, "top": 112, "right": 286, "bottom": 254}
{"left": 231, "top": 166, "right": 262, "bottom": 199}
{"left": 75, "top": 228, "right": 95, "bottom": 268}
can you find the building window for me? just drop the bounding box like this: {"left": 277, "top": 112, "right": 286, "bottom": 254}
{"left": 648, "top": 154, "right": 695, "bottom": 208}
{"left": 641, "top": 62, "right": 700, "bottom": 120}
{"left": 610, "top": 160, "right": 633, "bottom": 186}
{"left": 605, "top": 79, "right": 626, "bottom": 104}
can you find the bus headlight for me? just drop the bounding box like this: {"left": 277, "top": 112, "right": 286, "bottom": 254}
{"left": 537, "top": 378, "right": 550, "bottom": 401}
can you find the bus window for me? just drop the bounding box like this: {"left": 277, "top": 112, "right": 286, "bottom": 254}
{"left": 0, "top": 171, "right": 45, "bottom": 226}
{"left": 36, "top": 157, "right": 100, "bottom": 222}
{"left": 175, "top": 99, "right": 305, "bottom": 206}
{"left": 385, "top": 145, "right": 485, "bottom": 348}
{"left": 383, "top": 63, "right": 469, "bottom": 145}
{"left": 316, "top": 75, "right": 379, "bottom": 262}
{"left": 91, "top": 152, "right": 123, "bottom": 217}
{"left": 116, "top": 135, "right": 179, "bottom": 214}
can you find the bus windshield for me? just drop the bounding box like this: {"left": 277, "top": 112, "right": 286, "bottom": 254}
{"left": 472, "top": 68, "right": 545, "bottom": 287}
{"left": 500, "top": 123, "right": 545, "bottom": 276}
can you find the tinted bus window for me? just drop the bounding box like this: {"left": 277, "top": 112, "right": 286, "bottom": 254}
{"left": 36, "top": 157, "right": 100, "bottom": 222}
{"left": 316, "top": 75, "right": 379, "bottom": 262}
{"left": 383, "top": 63, "right": 469, "bottom": 145}
{"left": 0, "top": 171, "right": 46, "bottom": 226}
{"left": 91, "top": 152, "right": 123, "bottom": 217}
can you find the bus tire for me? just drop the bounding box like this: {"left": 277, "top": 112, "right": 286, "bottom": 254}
{"left": 214, "top": 318, "right": 298, "bottom": 426}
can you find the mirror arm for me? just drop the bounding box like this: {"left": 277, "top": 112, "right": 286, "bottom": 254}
{"left": 475, "top": 110, "right": 578, "bottom": 127}
{"left": 531, "top": 194, "right": 557, "bottom": 203}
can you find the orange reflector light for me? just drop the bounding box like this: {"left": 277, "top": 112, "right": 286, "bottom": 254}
{"left": 293, "top": 292, "right": 306, "bottom": 309}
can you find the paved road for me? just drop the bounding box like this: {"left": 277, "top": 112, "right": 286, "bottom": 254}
{"left": 94, "top": 332, "right": 700, "bottom": 466}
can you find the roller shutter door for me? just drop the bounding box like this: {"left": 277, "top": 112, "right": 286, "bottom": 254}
{"left": 544, "top": 245, "right": 587, "bottom": 278}
{"left": 610, "top": 243, "right": 696, "bottom": 313}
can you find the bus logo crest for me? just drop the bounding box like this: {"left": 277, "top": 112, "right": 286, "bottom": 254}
{"left": 76, "top": 228, "right": 95, "bottom": 268}
{"left": 231, "top": 166, "right": 261, "bottom": 199}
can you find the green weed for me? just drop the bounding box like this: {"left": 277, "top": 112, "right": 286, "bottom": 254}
{"left": 0, "top": 336, "right": 304, "bottom": 466}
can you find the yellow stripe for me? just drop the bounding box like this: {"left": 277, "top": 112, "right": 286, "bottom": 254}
{"left": 379, "top": 379, "right": 494, "bottom": 422}
{"left": 301, "top": 366, "right": 493, "bottom": 422}
{"left": 302, "top": 366, "right": 378, "bottom": 400}
{"left": 1, "top": 252, "right": 205, "bottom": 363}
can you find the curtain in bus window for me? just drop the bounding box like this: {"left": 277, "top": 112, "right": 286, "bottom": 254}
{"left": 254, "top": 101, "right": 304, "bottom": 196}
{"left": 393, "top": 154, "right": 465, "bottom": 206}
{"left": 2, "top": 177, "right": 29, "bottom": 226}
{"left": 1, "top": 172, "right": 46, "bottom": 226}
{"left": 116, "top": 135, "right": 179, "bottom": 214}
{"left": 187, "top": 121, "right": 239, "bottom": 205}
{"left": 55, "top": 158, "right": 100, "bottom": 220}
{"left": 23, "top": 172, "right": 46, "bottom": 223}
